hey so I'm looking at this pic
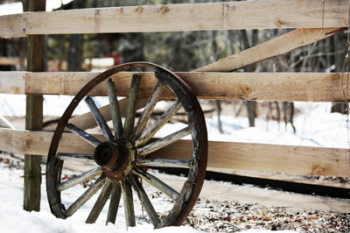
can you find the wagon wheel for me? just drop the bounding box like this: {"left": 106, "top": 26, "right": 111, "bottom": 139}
{"left": 46, "top": 62, "right": 207, "bottom": 228}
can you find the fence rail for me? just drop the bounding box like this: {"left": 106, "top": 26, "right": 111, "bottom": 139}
{"left": 0, "top": 128, "right": 348, "bottom": 177}
{"left": 0, "top": 0, "right": 348, "bottom": 38}
{"left": 0, "top": 71, "right": 348, "bottom": 102}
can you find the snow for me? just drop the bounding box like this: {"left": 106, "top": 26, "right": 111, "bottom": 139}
{"left": 0, "top": 96, "right": 347, "bottom": 233}
{"left": 46, "top": 0, "right": 73, "bottom": 11}
{"left": 0, "top": 162, "right": 296, "bottom": 233}
{"left": 204, "top": 102, "right": 350, "bottom": 149}
{"left": 1, "top": 94, "right": 349, "bottom": 148}
{"left": 0, "top": 1, "right": 73, "bottom": 16}
{"left": 0, "top": 2, "right": 22, "bottom": 16}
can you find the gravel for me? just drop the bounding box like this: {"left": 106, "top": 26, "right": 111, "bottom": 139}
{"left": 186, "top": 199, "right": 350, "bottom": 232}
{"left": 2, "top": 152, "right": 350, "bottom": 233}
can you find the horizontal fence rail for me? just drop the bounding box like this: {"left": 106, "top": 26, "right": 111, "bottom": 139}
{"left": 0, "top": 0, "right": 348, "bottom": 38}
{"left": 0, "top": 128, "right": 348, "bottom": 178}
{"left": 0, "top": 71, "right": 348, "bottom": 102}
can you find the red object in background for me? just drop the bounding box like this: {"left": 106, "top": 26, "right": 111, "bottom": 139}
{"left": 109, "top": 51, "right": 122, "bottom": 66}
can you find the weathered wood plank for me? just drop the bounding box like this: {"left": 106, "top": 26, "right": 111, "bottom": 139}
{"left": 0, "top": 0, "right": 348, "bottom": 38}
{"left": 24, "top": 0, "right": 45, "bottom": 213}
{"left": 1, "top": 128, "right": 349, "bottom": 178}
{"left": 207, "top": 168, "right": 350, "bottom": 190}
{"left": 0, "top": 13, "right": 25, "bottom": 38}
{"left": 194, "top": 28, "right": 345, "bottom": 72}
{"left": 0, "top": 57, "right": 20, "bottom": 65}
{"left": 149, "top": 140, "right": 350, "bottom": 178}
{"left": 0, "top": 71, "right": 347, "bottom": 102}
{"left": 0, "top": 71, "right": 26, "bottom": 95}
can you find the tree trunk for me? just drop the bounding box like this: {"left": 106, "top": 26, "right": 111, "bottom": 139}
{"left": 68, "top": 0, "right": 85, "bottom": 71}
{"left": 240, "top": 29, "right": 258, "bottom": 127}
{"left": 331, "top": 33, "right": 348, "bottom": 114}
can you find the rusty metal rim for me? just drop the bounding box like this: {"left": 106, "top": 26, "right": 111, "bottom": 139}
{"left": 46, "top": 61, "right": 208, "bottom": 226}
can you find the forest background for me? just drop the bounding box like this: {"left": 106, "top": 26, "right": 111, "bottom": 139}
{"left": 0, "top": 0, "right": 349, "bottom": 130}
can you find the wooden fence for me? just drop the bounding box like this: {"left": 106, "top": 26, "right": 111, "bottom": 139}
{"left": 0, "top": 0, "right": 349, "bottom": 207}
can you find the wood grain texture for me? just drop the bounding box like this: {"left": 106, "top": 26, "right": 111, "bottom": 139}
{"left": 149, "top": 140, "right": 350, "bottom": 178}
{"left": 207, "top": 168, "right": 350, "bottom": 190}
{"left": 24, "top": 0, "right": 46, "bottom": 213}
{"left": 1, "top": 128, "right": 349, "bottom": 178}
{"left": 0, "top": 0, "right": 348, "bottom": 37}
{"left": 0, "top": 71, "right": 25, "bottom": 94}
{"left": 0, "top": 57, "right": 20, "bottom": 65}
{"left": 1, "top": 71, "right": 348, "bottom": 102}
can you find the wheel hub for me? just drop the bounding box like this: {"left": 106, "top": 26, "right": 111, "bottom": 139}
{"left": 94, "top": 139, "right": 136, "bottom": 181}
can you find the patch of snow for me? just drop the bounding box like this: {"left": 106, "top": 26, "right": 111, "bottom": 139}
{"left": 0, "top": 163, "right": 295, "bottom": 233}
{"left": 46, "top": 0, "right": 73, "bottom": 11}
{"left": 0, "top": 2, "right": 23, "bottom": 16}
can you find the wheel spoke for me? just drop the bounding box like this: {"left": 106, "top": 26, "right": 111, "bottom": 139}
{"left": 132, "top": 81, "right": 165, "bottom": 141}
{"left": 107, "top": 78, "right": 123, "bottom": 139}
{"left": 85, "top": 96, "right": 114, "bottom": 142}
{"left": 130, "top": 175, "right": 161, "bottom": 228}
{"left": 86, "top": 179, "right": 113, "bottom": 224}
{"left": 63, "top": 98, "right": 137, "bottom": 131}
{"left": 137, "top": 158, "right": 190, "bottom": 168}
{"left": 124, "top": 74, "right": 142, "bottom": 138}
{"left": 57, "top": 167, "right": 103, "bottom": 192}
{"left": 57, "top": 152, "right": 94, "bottom": 163}
{"left": 133, "top": 168, "right": 179, "bottom": 200}
{"left": 106, "top": 181, "right": 122, "bottom": 225}
{"left": 136, "top": 100, "right": 182, "bottom": 147}
{"left": 65, "top": 123, "right": 101, "bottom": 146}
{"left": 65, "top": 175, "right": 106, "bottom": 217}
{"left": 138, "top": 126, "right": 191, "bottom": 157}
{"left": 121, "top": 179, "right": 136, "bottom": 227}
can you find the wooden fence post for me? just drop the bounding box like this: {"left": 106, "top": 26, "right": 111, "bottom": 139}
{"left": 23, "top": 0, "right": 46, "bottom": 212}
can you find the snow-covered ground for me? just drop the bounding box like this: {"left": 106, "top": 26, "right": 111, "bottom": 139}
{"left": 0, "top": 94, "right": 349, "bottom": 148}
{"left": 205, "top": 102, "right": 350, "bottom": 149}
{"left": 0, "top": 94, "right": 349, "bottom": 232}
{"left": 0, "top": 156, "right": 298, "bottom": 233}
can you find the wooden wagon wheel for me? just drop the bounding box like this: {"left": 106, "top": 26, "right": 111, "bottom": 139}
{"left": 46, "top": 62, "right": 207, "bottom": 228}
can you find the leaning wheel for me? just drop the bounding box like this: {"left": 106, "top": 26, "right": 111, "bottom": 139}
{"left": 46, "top": 62, "right": 207, "bottom": 228}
